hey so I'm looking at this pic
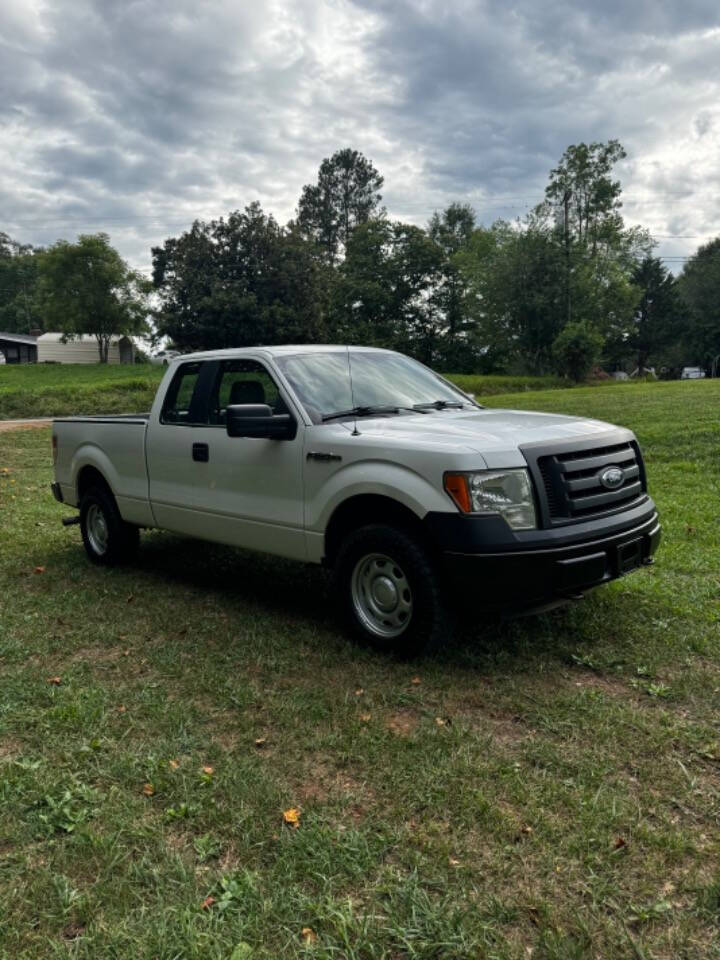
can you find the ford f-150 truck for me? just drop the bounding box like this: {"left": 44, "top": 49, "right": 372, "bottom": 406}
{"left": 51, "top": 346, "right": 660, "bottom": 651}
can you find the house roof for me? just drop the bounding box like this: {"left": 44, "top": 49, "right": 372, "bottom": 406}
{"left": 0, "top": 332, "right": 38, "bottom": 345}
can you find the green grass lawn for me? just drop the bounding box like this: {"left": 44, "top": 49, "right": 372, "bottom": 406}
{"left": 1, "top": 380, "right": 719, "bottom": 959}
{"left": 0, "top": 363, "right": 164, "bottom": 419}
{"left": 0, "top": 363, "right": 586, "bottom": 420}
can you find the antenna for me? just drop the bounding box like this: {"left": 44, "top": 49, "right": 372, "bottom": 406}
{"left": 347, "top": 345, "right": 360, "bottom": 436}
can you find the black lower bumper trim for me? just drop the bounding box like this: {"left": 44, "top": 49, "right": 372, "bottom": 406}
{"left": 50, "top": 482, "right": 64, "bottom": 504}
{"left": 441, "top": 515, "right": 661, "bottom": 611}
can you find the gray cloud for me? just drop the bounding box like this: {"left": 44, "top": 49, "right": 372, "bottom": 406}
{"left": 1, "top": 0, "right": 719, "bottom": 273}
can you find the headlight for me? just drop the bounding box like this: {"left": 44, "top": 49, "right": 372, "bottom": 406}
{"left": 444, "top": 469, "right": 537, "bottom": 530}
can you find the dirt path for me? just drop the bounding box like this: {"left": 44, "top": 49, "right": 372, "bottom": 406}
{"left": 0, "top": 418, "right": 52, "bottom": 433}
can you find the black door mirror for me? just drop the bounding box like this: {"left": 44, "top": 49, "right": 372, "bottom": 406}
{"left": 226, "top": 404, "right": 296, "bottom": 440}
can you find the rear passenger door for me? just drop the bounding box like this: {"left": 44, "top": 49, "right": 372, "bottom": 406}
{"left": 147, "top": 358, "right": 307, "bottom": 560}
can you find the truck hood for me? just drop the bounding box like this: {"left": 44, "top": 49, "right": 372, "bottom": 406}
{"left": 337, "top": 408, "right": 630, "bottom": 468}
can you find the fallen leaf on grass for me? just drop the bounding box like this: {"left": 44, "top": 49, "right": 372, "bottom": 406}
{"left": 34, "top": 565, "right": 45, "bottom": 574}
{"left": 62, "top": 923, "right": 85, "bottom": 940}
{"left": 254, "top": 737, "right": 267, "bottom": 748}
{"left": 201, "top": 896, "right": 216, "bottom": 910}
{"left": 142, "top": 783, "right": 155, "bottom": 797}
{"left": 301, "top": 927, "right": 318, "bottom": 944}
{"left": 613, "top": 836, "right": 627, "bottom": 850}
{"left": 126, "top": 595, "right": 135, "bottom": 604}
{"left": 283, "top": 807, "right": 301, "bottom": 828}
{"left": 410, "top": 676, "right": 421, "bottom": 685}
{"left": 201, "top": 765, "right": 214, "bottom": 775}
{"left": 46, "top": 676, "right": 62, "bottom": 685}
{"left": 360, "top": 713, "right": 371, "bottom": 723}
{"left": 449, "top": 857, "right": 461, "bottom": 866}
{"left": 169, "top": 759, "right": 180, "bottom": 770}
{"left": 354, "top": 688, "right": 364, "bottom": 696}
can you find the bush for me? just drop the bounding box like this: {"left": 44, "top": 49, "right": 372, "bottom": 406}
{"left": 552, "top": 321, "right": 604, "bottom": 382}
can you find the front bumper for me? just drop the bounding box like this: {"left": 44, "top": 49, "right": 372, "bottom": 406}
{"left": 426, "top": 506, "right": 661, "bottom": 611}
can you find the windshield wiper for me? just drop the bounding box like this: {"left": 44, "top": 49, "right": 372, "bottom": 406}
{"left": 413, "top": 399, "right": 466, "bottom": 411}
{"left": 321, "top": 405, "right": 428, "bottom": 422}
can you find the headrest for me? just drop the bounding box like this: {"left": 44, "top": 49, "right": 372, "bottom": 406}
{"left": 229, "top": 379, "right": 265, "bottom": 405}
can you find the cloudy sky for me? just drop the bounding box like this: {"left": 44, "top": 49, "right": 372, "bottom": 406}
{"left": 2, "top": 0, "right": 719, "bottom": 275}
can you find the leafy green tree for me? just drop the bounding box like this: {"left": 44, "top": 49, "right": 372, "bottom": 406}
{"left": 678, "top": 238, "right": 720, "bottom": 367}
{"left": 296, "top": 149, "right": 384, "bottom": 264}
{"left": 39, "top": 234, "right": 150, "bottom": 362}
{"left": 0, "top": 233, "right": 44, "bottom": 333}
{"left": 536, "top": 140, "right": 651, "bottom": 339}
{"left": 153, "top": 203, "right": 328, "bottom": 350}
{"left": 613, "top": 257, "right": 683, "bottom": 372}
{"left": 427, "top": 203, "right": 476, "bottom": 370}
{"left": 553, "top": 320, "right": 604, "bottom": 381}
{"left": 331, "top": 218, "right": 442, "bottom": 360}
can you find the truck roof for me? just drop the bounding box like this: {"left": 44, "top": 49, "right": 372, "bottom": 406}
{"left": 172, "top": 345, "right": 393, "bottom": 362}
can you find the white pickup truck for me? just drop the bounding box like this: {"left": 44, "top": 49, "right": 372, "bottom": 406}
{"left": 51, "top": 346, "right": 660, "bottom": 651}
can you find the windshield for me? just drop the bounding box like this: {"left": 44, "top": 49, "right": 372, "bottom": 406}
{"left": 275, "top": 350, "right": 473, "bottom": 424}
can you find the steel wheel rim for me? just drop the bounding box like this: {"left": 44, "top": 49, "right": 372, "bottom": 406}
{"left": 86, "top": 503, "right": 109, "bottom": 555}
{"left": 350, "top": 552, "right": 413, "bottom": 639}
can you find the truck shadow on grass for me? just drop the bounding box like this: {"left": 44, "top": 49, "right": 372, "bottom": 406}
{"left": 110, "top": 529, "right": 661, "bottom": 674}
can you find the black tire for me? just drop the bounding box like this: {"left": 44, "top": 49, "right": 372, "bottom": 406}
{"left": 79, "top": 485, "right": 139, "bottom": 566}
{"left": 334, "top": 523, "right": 448, "bottom": 655}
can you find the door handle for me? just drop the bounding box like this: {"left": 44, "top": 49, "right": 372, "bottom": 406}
{"left": 192, "top": 442, "right": 209, "bottom": 462}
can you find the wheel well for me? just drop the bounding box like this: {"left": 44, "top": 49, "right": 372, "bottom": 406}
{"left": 77, "top": 466, "right": 113, "bottom": 501}
{"left": 324, "top": 495, "right": 429, "bottom": 566}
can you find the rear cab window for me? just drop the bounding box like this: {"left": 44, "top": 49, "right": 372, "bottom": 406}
{"left": 160, "top": 362, "right": 204, "bottom": 424}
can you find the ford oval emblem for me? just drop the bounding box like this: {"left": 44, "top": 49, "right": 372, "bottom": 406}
{"left": 599, "top": 465, "right": 624, "bottom": 490}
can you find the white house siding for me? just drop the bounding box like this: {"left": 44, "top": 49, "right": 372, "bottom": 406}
{"left": 36, "top": 334, "right": 133, "bottom": 364}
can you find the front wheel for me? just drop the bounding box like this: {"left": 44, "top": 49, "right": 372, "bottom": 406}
{"left": 335, "top": 524, "right": 448, "bottom": 654}
{"left": 80, "top": 485, "right": 139, "bottom": 566}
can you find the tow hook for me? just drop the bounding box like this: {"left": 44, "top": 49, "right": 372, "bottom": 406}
{"left": 61, "top": 515, "right": 81, "bottom": 527}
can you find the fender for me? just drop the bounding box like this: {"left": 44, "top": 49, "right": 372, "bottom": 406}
{"left": 70, "top": 441, "right": 154, "bottom": 527}
{"left": 307, "top": 459, "right": 458, "bottom": 534}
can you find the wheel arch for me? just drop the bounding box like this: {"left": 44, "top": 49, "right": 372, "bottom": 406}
{"left": 324, "top": 494, "right": 431, "bottom": 567}
{"left": 77, "top": 464, "right": 114, "bottom": 502}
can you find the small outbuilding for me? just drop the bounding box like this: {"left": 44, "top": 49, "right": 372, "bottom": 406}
{"left": 36, "top": 333, "right": 135, "bottom": 364}
{"left": 0, "top": 332, "right": 38, "bottom": 364}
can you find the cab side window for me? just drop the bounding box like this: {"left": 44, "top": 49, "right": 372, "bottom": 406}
{"left": 208, "top": 360, "right": 289, "bottom": 425}
{"left": 161, "top": 362, "right": 203, "bottom": 424}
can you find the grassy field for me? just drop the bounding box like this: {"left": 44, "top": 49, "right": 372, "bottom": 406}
{"left": 0, "top": 364, "right": 583, "bottom": 420}
{"left": 0, "top": 363, "right": 164, "bottom": 419}
{"left": 1, "top": 379, "right": 719, "bottom": 959}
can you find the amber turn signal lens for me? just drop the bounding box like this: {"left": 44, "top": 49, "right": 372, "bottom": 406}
{"left": 444, "top": 473, "right": 471, "bottom": 513}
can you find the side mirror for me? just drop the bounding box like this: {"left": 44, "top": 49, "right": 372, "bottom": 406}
{"left": 226, "top": 404, "right": 296, "bottom": 440}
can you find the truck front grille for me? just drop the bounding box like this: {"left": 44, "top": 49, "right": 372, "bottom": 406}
{"left": 536, "top": 440, "right": 645, "bottom": 523}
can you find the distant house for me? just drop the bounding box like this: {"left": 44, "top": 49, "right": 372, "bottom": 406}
{"left": 0, "top": 331, "right": 135, "bottom": 364}
{"left": 0, "top": 332, "right": 38, "bottom": 363}
{"left": 36, "top": 333, "right": 135, "bottom": 364}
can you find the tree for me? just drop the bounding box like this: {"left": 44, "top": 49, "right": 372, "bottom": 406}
{"left": 296, "top": 149, "right": 384, "bottom": 264}
{"left": 618, "top": 257, "right": 683, "bottom": 372}
{"left": 678, "top": 238, "right": 720, "bottom": 367}
{"left": 0, "top": 233, "right": 44, "bottom": 333}
{"left": 427, "top": 203, "right": 476, "bottom": 369}
{"left": 39, "top": 234, "right": 150, "bottom": 362}
{"left": 153, "top": 202, "right": 328, "bottom": 351}
{"left": 331, "top": 218, "right": 442, "bottom": 360}
{"left": 553, "top": 320, "right": 604, "bottom": 382}
{"left": 536, "top": 140, "right": 651, "bottom": 338}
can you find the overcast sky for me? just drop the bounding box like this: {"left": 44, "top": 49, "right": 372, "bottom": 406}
{"left": 2, "top": 0, "right": 719, "bottom": 274}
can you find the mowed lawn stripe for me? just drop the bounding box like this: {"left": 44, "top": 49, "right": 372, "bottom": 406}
{"left": 0, "top": 379, "right": 719, "bottom": 959}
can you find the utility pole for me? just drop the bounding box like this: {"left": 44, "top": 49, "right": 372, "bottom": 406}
{"left": 563, "top": 189, "right": 571, "bottom": 326}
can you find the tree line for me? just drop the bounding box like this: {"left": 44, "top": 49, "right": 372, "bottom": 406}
{"left": 2, "top": 142, "right": 719, "bottom": 376}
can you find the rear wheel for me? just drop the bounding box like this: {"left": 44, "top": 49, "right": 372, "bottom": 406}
{"left": 80, "top": 485, "right": 139, "bottom": 566}
{"left": 335, "top": 524, "right": 448, "bottom": 654}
